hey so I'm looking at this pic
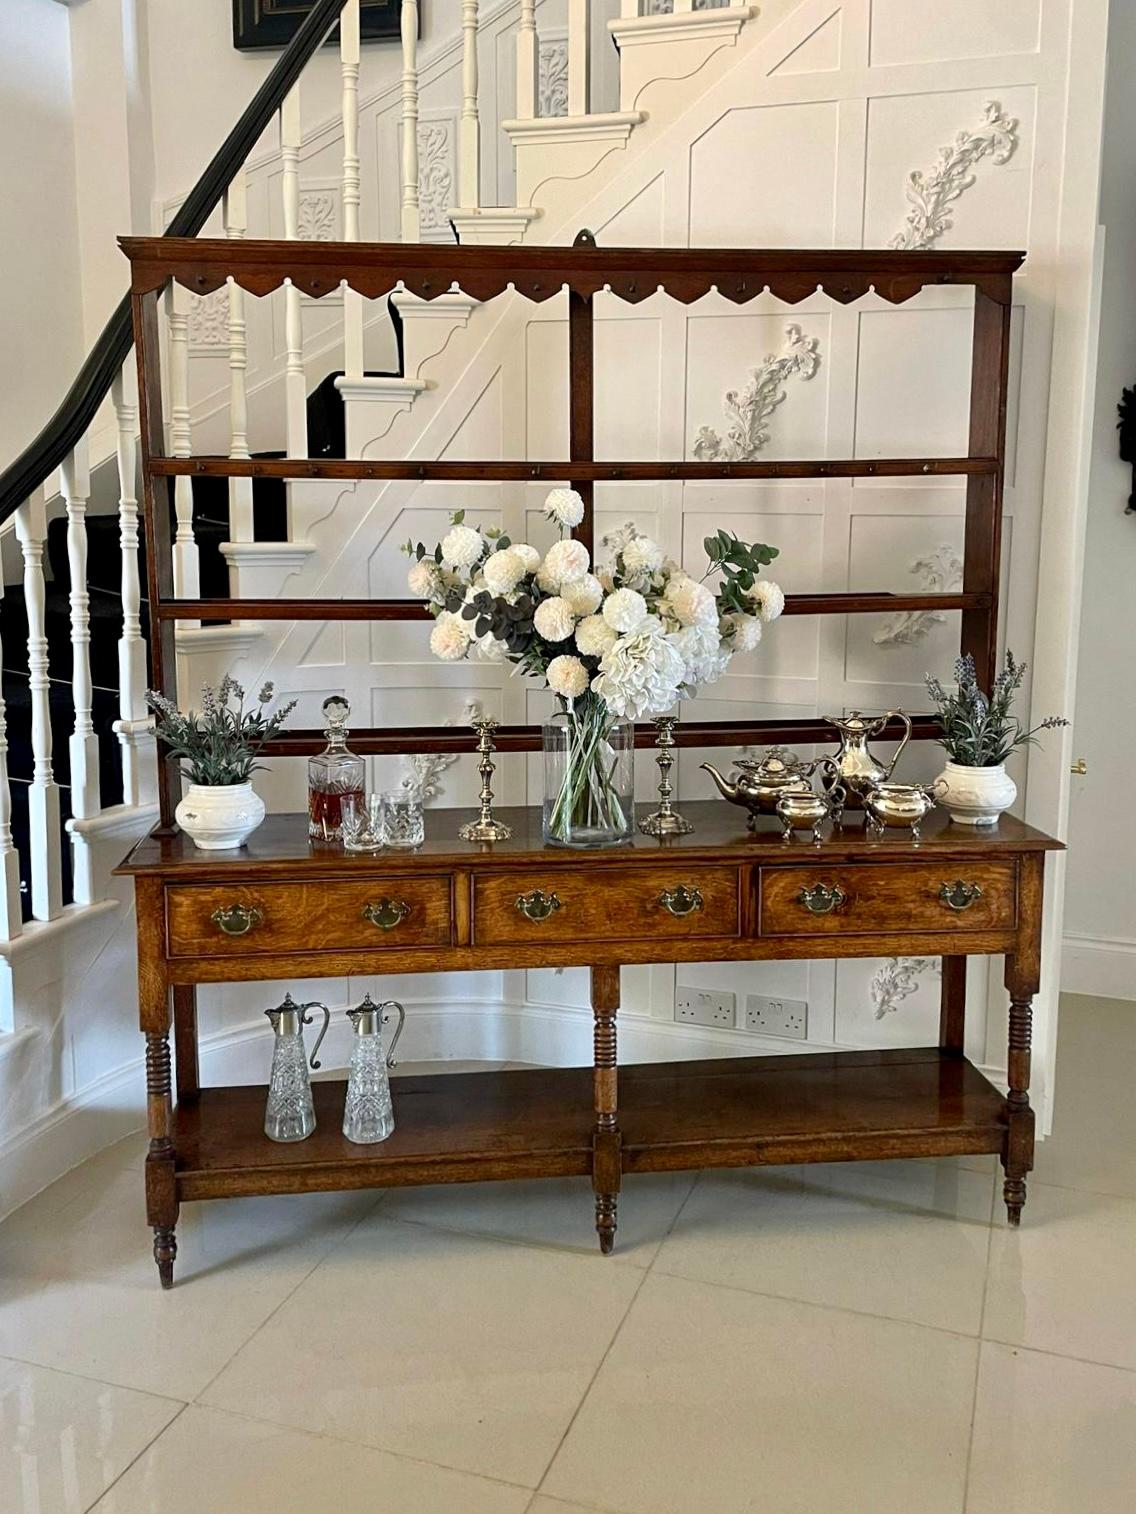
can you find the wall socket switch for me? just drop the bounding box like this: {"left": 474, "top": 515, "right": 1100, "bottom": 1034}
{"left": 744, "top": 994, "right": 808, "bottom": 1039}
{"left": 675, "top": 987, "right": 737, "bottom": 1030}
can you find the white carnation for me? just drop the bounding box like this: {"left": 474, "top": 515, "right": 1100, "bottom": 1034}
{"left": 407, "top": 558, "right": 441, "bottom": 599}
{"left": 602, "top": 586, "right": 648, "bottom": 634}
{"left": 542, "top": 538, "right": 590, "bottom": 587}
{"left": 440, "top": 524, "right": 484, "bottom": 569}
{"left": 575, "top": 613, "right": 619, "bottom": 658}
{"left": 747, "top": 579, "right": 786, "bottom": 622}
{"left": 536, "top": 561, "right": 559, "bottom": 594}
{"left": 561, "top": 572, "right": 603, "bottom": 617}
{"left": 621, "top": 535, "right": 665, "bottom": 578}
{"left": 533, "top": 596, "right": 575, "bottom": 642}
{"left": 429, "top": 612, "right": 470, "bottom": 662}
{"left": 664, "top": 574, "right": 717, "bottom": 628}
{"left": 481, "top": 547, "right": 526, "bottom": 597}
{"left": 668, "top": 622, "right": 730, "bottom": 689}
{"left": 543, "top": 487, "right": 586, "bottom": 529}
{"left": 547, "top": 654, "right": 590, "bottom": 701}
{"left": 593, "top": 624, "right": 686, "bottom": 720}
{"left": 511, "top": 543, "right": 541, "bottom": 574}
{"left": 725, "top": 612, "right": 763, "bottom": 653}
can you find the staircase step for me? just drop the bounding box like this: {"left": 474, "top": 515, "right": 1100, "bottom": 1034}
{"left": 448, "top": 207, "right": 543, "bottom": 246}
{"left": 501, "top": 112, "right": 647, "bottom": 208}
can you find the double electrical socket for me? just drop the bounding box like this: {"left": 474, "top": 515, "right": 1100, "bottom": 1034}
{"left": 674, "top": 988, "right": 808, "bottom": 1040}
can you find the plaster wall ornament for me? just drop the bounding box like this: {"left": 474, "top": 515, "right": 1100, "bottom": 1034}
{"left": 539, "top": 40, "right": 569, "bottom": 118}
{"left": 889, "top": 101, "right": 1019, "bottom": 252}
{"left": 873, "top": 544, "right": 963, "bottom": 647}
{"left": 870, "top": 956, "right": 941, "bottom": 1020}
{"left": 400, "top": 698, "right": 483, "bottom": 803}
{"left": 417, "top": 120, "right": 455, "bottom": 237}
{"left": 187, "top": 289, "right": 230, "bottom": 349}
{"left": 297, "top": 189, "right": 338, "bottom": 241}
{"left": 692, "top": 324, "right": 821, "bottom": 462}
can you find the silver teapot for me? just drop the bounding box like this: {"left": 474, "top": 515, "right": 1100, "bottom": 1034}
{"left": 263, "top": 994, "right": 331, "bottom": 1143}
{"left": 822, "top": 710, "right": 912, "bottom": 802}
{"left": 701, "top": 747, "right": 826, "bottom": 828}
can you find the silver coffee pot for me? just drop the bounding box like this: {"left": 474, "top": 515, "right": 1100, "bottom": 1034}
{"left": 263, "top": 994, "right": 331, "bottom": 1143}
{"left": 343, "top": 995, "right": 406, "bottom": 1144}
{"left": 822, "top": 710, "right": 912, "bottom": 801}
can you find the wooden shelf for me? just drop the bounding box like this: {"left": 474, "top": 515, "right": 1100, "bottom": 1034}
{"left": 173, "top": 1051, "right": 1006, "bottom": 1201}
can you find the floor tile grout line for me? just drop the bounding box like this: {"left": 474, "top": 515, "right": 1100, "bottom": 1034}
{"left": 81, "top": 1401, "right": 190, "bottom": 1513}
{"left": 0, "top": 1349, "right": 190, "bottom": 1408}
{"left": 360, "top": 1208, "right": 657, "bottom": 1268}
{"left": 960, "top": 1172, "right": 998, "bottom": 1514}
{"left": 189, "top": 1190, "right": 385, "bottom": 1406}
{"left": 643, "top": 1168, "right": 703, "bottom": 1278}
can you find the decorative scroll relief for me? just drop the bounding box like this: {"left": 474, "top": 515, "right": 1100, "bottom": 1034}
{"left": 400, "top": 698, "right": 482, "bottom": 803}
{"left": 870, "top": 957, "right": 941, "bottom": 1021}
{"left": 539, "top": 40, "right": 569, "bottom": 118}
{"left": 297, "top": 189, "right": 338, "bottom": 241}
{"left": 890, "top": 101, "right": 1019, "bottom": 251}
{"left": 692, "top": 324, "right": 821, "bottom": 462}
{"left": 873, "top": 545, "right": 963, "bottom": 647}
{"left": 418, "top": 120, "right": 455, "bottom": 237}
{"left": 187, "top": 289, "right": 230, "bottom": 350}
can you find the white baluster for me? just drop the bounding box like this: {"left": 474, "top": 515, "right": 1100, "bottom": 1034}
{"left": 517, "top": 0, "right": 538, "bottom": 120}
{"left": 401, "top": 0, "right": 421, "bottom": 242}
{"left": 341, "top": 0, "right": 365, "bottom": 379}
{"left": 14, "top": 495, "right": 62, "bottom": 922}
{"left": 60, "top": 442, "right": 99, "bottom": 906}
{"left": 165, "top": 285, "right": 200, "bottom": 607}
{"left": 111, "top": 367, "right": 154, "bottom": 808}
{"left": 0, "top": 581, "right": 23, "bottom": 941}
{"left": 568, "top": 0, "right": 591, "bottom": 116}
{"left": 459, "top": 1, "right": 480, "bottom": 207}
{"left": 225, "top": 168, "right": 255, "bottom": 543}
{"left": 280, "top": 86, "right": 308, "bottom": 459}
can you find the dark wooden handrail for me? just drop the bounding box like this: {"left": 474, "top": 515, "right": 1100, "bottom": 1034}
{"left": 0, "top": 0, "right": 348, "bottom": 525}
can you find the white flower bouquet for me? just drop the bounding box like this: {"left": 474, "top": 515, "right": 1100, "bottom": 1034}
{"left": 404, "top": 490, "right": 784, "bottom": 845}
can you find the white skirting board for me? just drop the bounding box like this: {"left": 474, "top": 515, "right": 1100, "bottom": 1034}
{"left": 1061, "top": 933, "right": 1136, "bottom": 1001}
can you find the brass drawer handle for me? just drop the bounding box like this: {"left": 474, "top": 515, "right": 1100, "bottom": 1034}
{"left": 211, "top": 903, "right": 263, "bottom": 937}
{"left": 515, "top": 889, "right": 561, "bottom": 923}
{"left": 939, "top": 880, "right": 983, "bottom": 912}
{"left": 797, "top": 883, "right": 846, "bottom": 916}
{"left": 659, "top": 885, "right": 703, "bottom": 918}
{"left": 362, "top": 898, "right": 411, "bottom": 931}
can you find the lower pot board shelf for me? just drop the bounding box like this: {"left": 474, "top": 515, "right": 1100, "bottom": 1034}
{"left": 173, "top": 1051, "right": 1008, "bottom": 1202}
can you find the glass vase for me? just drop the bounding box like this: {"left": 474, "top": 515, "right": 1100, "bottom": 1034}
{"left": 542, "top": 694, "right": 635, "bottom": 848}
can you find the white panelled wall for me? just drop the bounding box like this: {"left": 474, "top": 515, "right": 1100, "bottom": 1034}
{"left": 0, "top": 0, "right": 1113, "bottom": 1218}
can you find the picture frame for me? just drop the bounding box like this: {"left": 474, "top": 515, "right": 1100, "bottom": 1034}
{"left": 232, "top": 0, "right": 405, "bottom": 52}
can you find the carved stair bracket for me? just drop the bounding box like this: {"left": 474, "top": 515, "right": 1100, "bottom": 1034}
{"left": 874, "top": 545, "right": 963, "bottom": 647}
{"left": 692, "top": 324, "right": 820, "bottom": 462}
{"left": 890, "top": 101, "right": 1019, "bottom": 252}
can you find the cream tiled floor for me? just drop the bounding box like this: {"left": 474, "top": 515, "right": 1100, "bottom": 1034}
{"left": 1, "top": 994, "right": 1134, "bottom": 1513}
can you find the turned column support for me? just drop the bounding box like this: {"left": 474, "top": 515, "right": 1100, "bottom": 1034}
{"left": 591, "top": 965, "right": 621, "bottom": 1255}
{"left": 1001, "top": 852, "right": 1043, "bottom": 1227}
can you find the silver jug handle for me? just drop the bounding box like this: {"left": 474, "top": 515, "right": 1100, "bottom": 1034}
{"left": 380, "top": 1001, "right": 406, "bottom": 1068}
{"left": 298, "top": 1002, "right": 331, "bottom": 1070}
{"left": 882, "top": 710, "right": 912, "bottom": 777}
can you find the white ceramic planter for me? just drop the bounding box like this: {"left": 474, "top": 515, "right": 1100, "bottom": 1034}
{"left": 933, "top": 760, "right": 1017, "bottom": 826}
{"left": 175, "top": 781, "right": 266, "bottom": 850}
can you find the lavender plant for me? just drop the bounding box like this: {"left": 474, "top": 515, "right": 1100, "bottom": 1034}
{"left": 147, "top": 677, "right": 297, "bottom": 786}
{"left": 925, "top": 652, "right": 1067, "bottom": 767}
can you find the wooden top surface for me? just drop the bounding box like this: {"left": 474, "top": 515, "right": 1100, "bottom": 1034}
{"left": 116, "top": 802, "right": 1062, "bottom": 879}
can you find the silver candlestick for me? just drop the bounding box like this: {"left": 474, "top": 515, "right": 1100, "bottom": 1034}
{"left": 639, "top": 715, "right": 694, "bottom": 837}
{"left": 458, "top": 717, "right": 512, "bottom": 843}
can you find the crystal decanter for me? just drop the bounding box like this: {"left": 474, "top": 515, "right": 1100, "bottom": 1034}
{"left": 308, "top": 695, "right": 365, "bottom": 841}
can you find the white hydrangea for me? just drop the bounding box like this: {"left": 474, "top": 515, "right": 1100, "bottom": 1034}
{"left": 547, "top": 654, "right": 590, "bottom": 702}
{"left": 533, "top": 596, "right": 575, "bottom": 642}
{"left": 621, "top": 535, "right": 665, "bottom": 579}
{"left": 440, "top": 523, "right": 483, "bottom": 569}
{"left": 575, "top": 613, "right": 619, "bottom": 659}
{"left": 560, "top": 573, "right": 603, "bottom": 617}
{"left": 542, "top": 537, "right": 591, "bottom": 587}
{"left": 543, "top": 487, "right": 586, "bottom": 530}
{"left": 407, "top": 558, "right": 441, "bottom": 599}
{"left": 602, "top": 586, "right": 648, "bottom": 634}
{"left": 747, "top": 579, "right": 786, "bottom": 623}
{"left": 473, "top": 628, "right": 508, "bottom": 664}
{"left": 510, "top": 542, "right": 541, "bottom": 574}
{"left": 593, "top": 623, "right": 687, "bottom": 720}
{"left": 429, "top": 612, "right": 470, "bottom": 662}
{"left": 724, "top": 612, "right": 763, "bottom": 653}
{"left": 668, "top": 621, "right": 730, "bottom": 689}
{"left": 664, "top": 574, "right": 718, "bottom": 628}
{"left": 481, "top": 547, "right": 526, "bottom": 597}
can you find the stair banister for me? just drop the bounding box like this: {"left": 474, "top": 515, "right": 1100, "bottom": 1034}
{"left": 0, "top": 582, "right": 21, "bottom": 940}
{"left": 281, "top": 86, "right": 309, "bottom": 461}
{"left": 61, "top": 441, "right": 100, "bottom": 906}
{"left": 111, "top": 367, "right": 151, "bottom": 810}
{"left": 460, "top": 1, "right": 481, "bottom": 208}
{"left": 401, "top": 0, "right": 422, "bottom": 242}
{"left": 225, "top": 171, "right": 255, "bottom": 545}
{"left": 517, "top": 1, "right": 538, "bottom": 119}
{"left": 15, "top": 495, "right": 63, "bottom": 923}
{"left": 165, "top": 286, "right": 200, "bottom": 619}
{"left": 341, "top": 0, "right": 365, "bottom": 379}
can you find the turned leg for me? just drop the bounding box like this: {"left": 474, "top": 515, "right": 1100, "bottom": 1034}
{"left": 145, "top": 1029, "right": 179, "bottom": 1288}
{"left": 591, "top": 965, "right": 622, "bottom": 1255}
{"left": 1002, "top": 993, "right": 1035, "bottom": 1226}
